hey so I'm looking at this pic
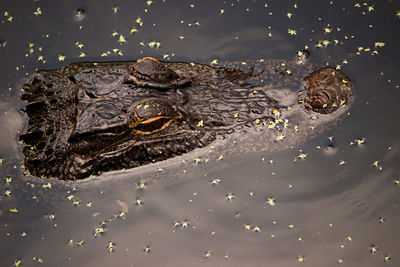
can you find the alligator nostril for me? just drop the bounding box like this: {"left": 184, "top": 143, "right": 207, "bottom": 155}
{"left": 310, "top": 90, "right": 331, "bottom": 107}
{"left": 321, "top": 90, "right": 331, "bottom": 101}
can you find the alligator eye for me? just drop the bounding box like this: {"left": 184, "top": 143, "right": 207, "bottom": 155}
{"left": 127, "top": 57, "right": 190, "bottom": 89}
{"left": 133, "top": 117, "right": 173, "bottom": 134}
{"left": 130, "top": 98, "right": 182, "bottom": 134}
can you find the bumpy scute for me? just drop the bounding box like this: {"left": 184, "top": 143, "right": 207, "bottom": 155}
{"left": 127, "top": 57, "right": 191, "bottom": 89}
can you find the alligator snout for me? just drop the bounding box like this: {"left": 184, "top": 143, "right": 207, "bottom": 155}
{"left": 304, "top": 67, "right": 354, "bottom": 114}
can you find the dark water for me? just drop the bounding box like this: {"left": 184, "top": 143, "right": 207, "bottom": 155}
{"left": 1, "top": 0, "right": 400, "bottom": 266}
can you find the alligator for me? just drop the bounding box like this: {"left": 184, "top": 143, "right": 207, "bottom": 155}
{"left": 19, "top": 57, "right": 354, "bottom": 180}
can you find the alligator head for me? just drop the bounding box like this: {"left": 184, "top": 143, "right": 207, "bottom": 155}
{"left": 19, "top": 58, "right": 354, "bottom": 180}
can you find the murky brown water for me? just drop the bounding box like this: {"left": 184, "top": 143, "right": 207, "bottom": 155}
{"left": 1, "top": 0, "right": 400, "bottom": 266}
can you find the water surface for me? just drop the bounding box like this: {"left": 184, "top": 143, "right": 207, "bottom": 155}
{"left": 1, "top": 0, "right": 400, "bottom": 266}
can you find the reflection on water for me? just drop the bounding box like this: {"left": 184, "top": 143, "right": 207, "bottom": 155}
{"left": 1, "top": 0, "right": 400, "bottom": 266}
